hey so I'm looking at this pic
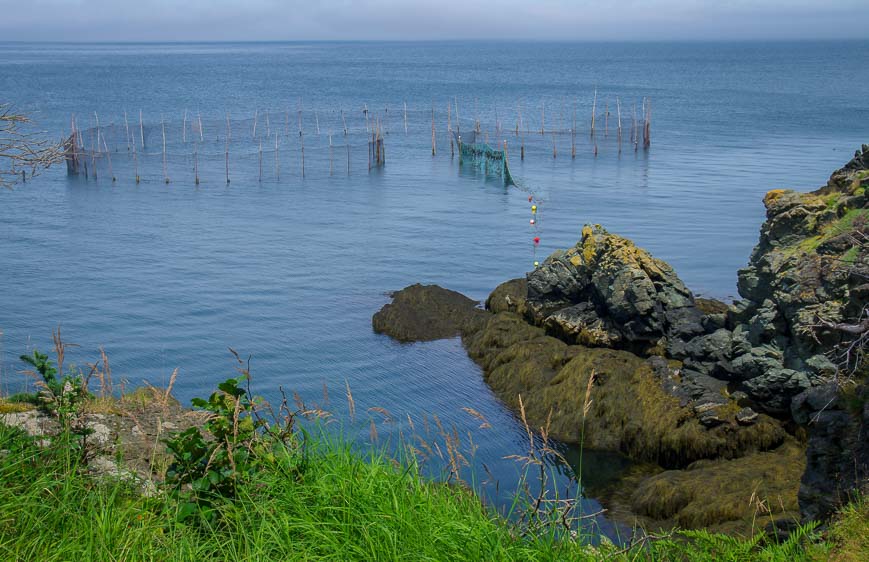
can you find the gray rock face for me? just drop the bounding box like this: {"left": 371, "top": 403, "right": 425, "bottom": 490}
{"left": 526, "top": 225, "right": 703, "bottom": 354}
{"left": 795, "top": 383, "right": 869, "bottom": 521}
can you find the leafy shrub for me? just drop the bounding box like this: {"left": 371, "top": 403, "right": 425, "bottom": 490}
{"left": 164, "top": 370, "right": 300, "bottom": 521}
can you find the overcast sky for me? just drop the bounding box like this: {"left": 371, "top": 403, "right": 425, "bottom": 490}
{"left": 1, "top": 0, "right": 867, "bottom": 42}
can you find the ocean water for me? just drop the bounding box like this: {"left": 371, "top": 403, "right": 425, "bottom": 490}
{"left": 1, "top": 41, "right": 868, "bottom": 536}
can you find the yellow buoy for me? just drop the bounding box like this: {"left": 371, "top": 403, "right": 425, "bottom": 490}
{"left": 533, "top": 261, "right": 540, "bottom": 267}
{"left": 531, "top": 205, "right": 537, "bottom": 213}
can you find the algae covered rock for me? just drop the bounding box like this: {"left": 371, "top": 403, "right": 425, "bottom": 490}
{"left": 526, "top": 225, "right": 704, "bottom": 354}
{"left": 624, "top": 440, "right": 804, "bottom": 532}
{"left": 372, "top": 284, "right": 488, "bottom": 342}
{"left": 732, "top": 146, "right": 869, "bottom": 414}
{"left": 485, "top": 278, "right": 527, "bottom": 315}
{"left": 464, "top": 312, "right": 786, "bottom": 469}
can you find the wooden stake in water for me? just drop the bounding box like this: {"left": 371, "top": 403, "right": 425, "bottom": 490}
{"left": 431, "top": 105, "right": 437, "bottom": 156}
{"left": 571, "top": 101, "right": 577, "bottom": 158}
{"left": 616, "top": 97, "right": 622, "bottom": 153}
{"left": 552, "top": 129, "right": 557, "bottom": 159}
{"left": 514, "top": 100, "right": 519, "bottom": 136}
{"left": 132, "top": 135, "right": 139, "bottom": 184}
{"left": 124, "top": 111, "right": 131, "bottom": 151}
{"left": 90, "top": 116, "right": 97, "bottom": 180}
{"left": 300, "top": 131, "right": 305, "bottom": 178}
{"left": 315, "top": 109, "right": 320, "bottom": 135}
{"left": 198, "top": 111, "right": 203, "bottom": 142}
{"left": 161, "top": 115, "right": 169, "bottom": 184}
{"left": 298, "top": 99, "right": 303, "bottom": 136}
{"left": 644, "top": 98, "right": 651, "bottom": 148}
{"left": 341, "top": 109, "right": 348, "bottom": 136}
{"left": 258, "top": 141, "right": 263, "bottom": 182}
{"left": 183, "top": 109, "right": 188, "bottom": 143}
{"left": 591, "top": 88, "right": 597, "bottom": 138}
{"left": 605, "top": 102, "right": 609, "bottom": 137}
{"left": 364, "top": 103, "right": 369, "bottom": 133}
{"left": 139, "top": 109, "right": 145, "bottom": 148}
{"left": 225, "top": 112, "right": 231, "bottom": 184}
{"left": 253, "top": 109, "right": 258, "bottom": 139}
{"left": 94, "top": 111, "right": 101, "bottom": 149}
{"left": 447, "top": 102, "right": 452, "bottom": 133}
{"left": 102, "top": 136, "right": 115, "bottom": 182}
{"left": 275, "top": 133, "right": 280, "bottom": 181}
{"left": 454, "top": 97, "right": 460, "bottom": 135}
{"left": 266, "top": 112, "right": 271, "bottom": 139}
{"left": 194, "top": 144, "right": 199, "bottom": 185}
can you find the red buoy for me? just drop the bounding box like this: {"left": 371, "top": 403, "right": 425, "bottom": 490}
{"left": 534, "top": 237, "right": 540, "bottom": 244}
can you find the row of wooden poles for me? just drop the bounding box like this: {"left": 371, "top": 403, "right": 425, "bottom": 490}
{"left": 64, "top": 114, "right": 387, "bottom": 185}
{"left": 64, "top": 94, "right": 650, "bottom": 184}
{"left": 431, "top": 92, "right": 651, "bottom": 160}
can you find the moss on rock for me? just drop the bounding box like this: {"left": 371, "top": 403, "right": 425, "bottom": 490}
{"left": 624, "top": 440, "right": 804, "bottom": 533}
{"left": 372, "top": 284, "right": 488, "bottom": 342}
{"left": 464, "top": 312, "right": 786, "bottom": 469}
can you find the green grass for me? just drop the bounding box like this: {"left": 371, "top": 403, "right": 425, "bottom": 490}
{"left": 0, "top": 421, "right": 840, "bottom": 561}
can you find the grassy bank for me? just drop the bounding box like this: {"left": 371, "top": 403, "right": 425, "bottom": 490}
{"left": 0, "top": 413, "right": 856, "bottom": 561}
{"left": 0, "top": 342, "right": 862, "bottom": 561}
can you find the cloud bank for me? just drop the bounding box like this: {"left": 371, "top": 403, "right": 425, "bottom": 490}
{"left": 1, "top": 0, "right": 867, "bottom": 41}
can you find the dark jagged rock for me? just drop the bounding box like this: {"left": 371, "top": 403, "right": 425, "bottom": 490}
{"left": 372, "top": 284, "right": 488, "bottom": 342}
{"left": 526, "top": 225, "right": 704, "bottom": 355}
{"left": 794, "top": 382, "right": 869, "bottom": 521}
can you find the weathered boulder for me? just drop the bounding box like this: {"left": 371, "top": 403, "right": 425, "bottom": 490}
{"left": 793, "top": 382, "right": 869, "bottom": 521}
{"left": 526, "top": 225, "right": 704, "bottom": 355}
{"left": 372, "top": 284, "right": 488, "bottom": 342}
{"left": 485, "top": 278, "right": 528, "bottom": 315}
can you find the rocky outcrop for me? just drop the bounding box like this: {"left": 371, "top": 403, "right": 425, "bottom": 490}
{"left": 526, "top": 225, "right": 703, "bottom": 355}
{"left": 464, "top": 312, "right": 785, "bottom": 469}
{"left": 374, "top": 288, "right": 795, "bottom": 531}
{"left": 372, "top": 284, "right": 488, "bottom": 342}
{"left": 737, "top": 146, "right": 869, "bottom": 521}
{"left": 371, "top": 145, "right": 869, "bottom": 529}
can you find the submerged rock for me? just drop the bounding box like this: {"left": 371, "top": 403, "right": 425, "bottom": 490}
{"left": 372, "top": 284, "right": 488, "bottom": 342}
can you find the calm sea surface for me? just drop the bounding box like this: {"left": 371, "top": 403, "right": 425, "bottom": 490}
{"left": 2, "top": 41, "right": 868, "bottom": 536}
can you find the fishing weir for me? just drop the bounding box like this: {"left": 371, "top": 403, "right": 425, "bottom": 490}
{"left": 64, "top": 95, "right": 653, "bottom": 187}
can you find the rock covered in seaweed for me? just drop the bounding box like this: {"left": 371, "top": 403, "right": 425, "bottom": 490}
{"left": 372, "top": 284, "right": 488, "bottom": 342}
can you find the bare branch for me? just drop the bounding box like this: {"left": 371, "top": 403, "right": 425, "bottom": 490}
{"left": 0, "top": 103, "right": 65, "bottom": 189}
